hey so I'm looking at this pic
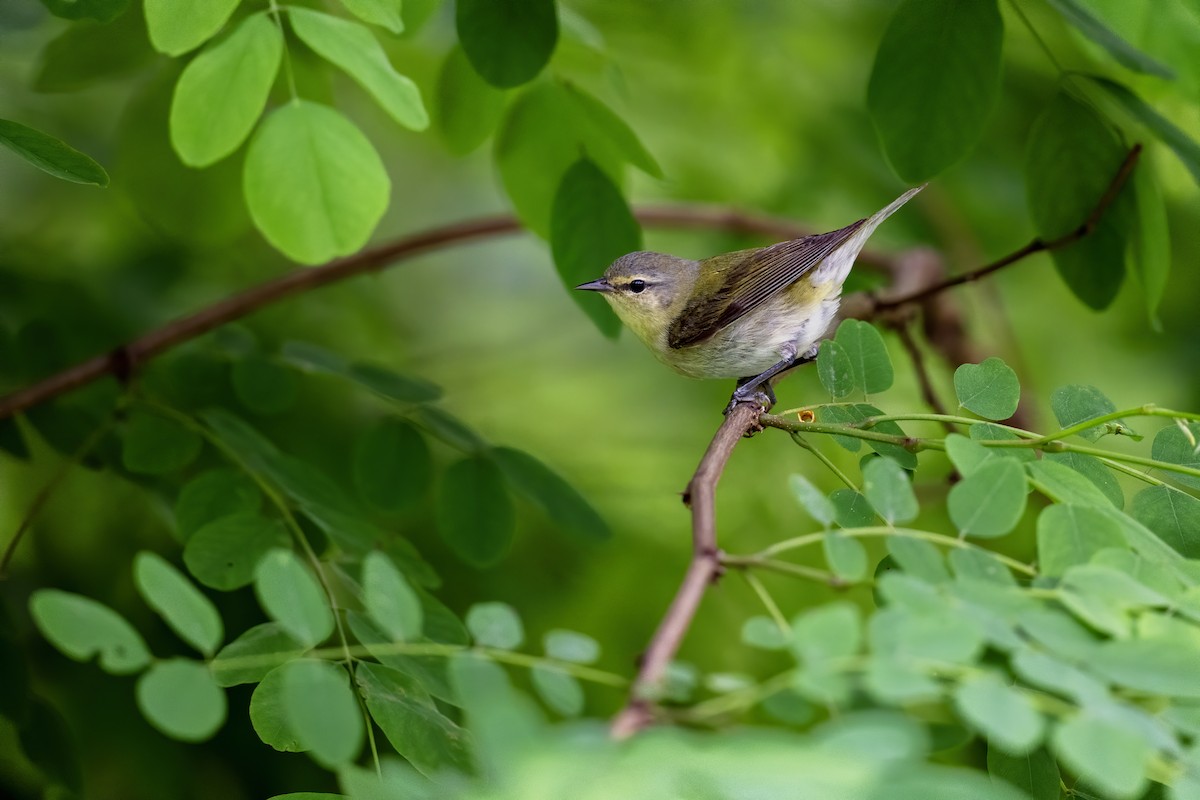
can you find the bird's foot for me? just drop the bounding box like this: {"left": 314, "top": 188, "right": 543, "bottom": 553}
{"left": 724, "top": 383, "right": 775, "bottom": 427}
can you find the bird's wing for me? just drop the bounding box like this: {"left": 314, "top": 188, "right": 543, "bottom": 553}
{"left": 666, "top": 220, "right": 865, "bottom": 350}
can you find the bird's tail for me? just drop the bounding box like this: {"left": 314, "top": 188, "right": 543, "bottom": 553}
{"left": 811, "top": 184, "right": 926, "bottom": 286}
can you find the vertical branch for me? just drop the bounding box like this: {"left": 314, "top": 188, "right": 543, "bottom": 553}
{"left": 610, "top": 402, "right": 761, "bottom": 739}
{"left": 893, "top": 321, "right": 953, "bottom": 428}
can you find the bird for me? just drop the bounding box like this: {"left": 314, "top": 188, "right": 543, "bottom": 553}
{"left": 576, "top": 185, "right": 924, "bottom": 410}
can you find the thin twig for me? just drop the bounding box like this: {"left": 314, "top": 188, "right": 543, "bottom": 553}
{"left": 893, "top": 321, "right": 952, "bottom": 427}
{"left": 610, "top": 401, "right": 761, "bottom": 739}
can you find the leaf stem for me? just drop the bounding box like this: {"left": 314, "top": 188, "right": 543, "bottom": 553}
{"left": 788, "top": 433, "right": 859, "bottom": 491}
{"left": 738, "top": 570, "right": 792, "bottom": 637}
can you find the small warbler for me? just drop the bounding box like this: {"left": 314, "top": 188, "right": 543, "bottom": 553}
{"left": 576, "top": 186, "right": 923, "bottom": 410}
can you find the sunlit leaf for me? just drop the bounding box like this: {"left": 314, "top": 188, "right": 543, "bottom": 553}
{"left": 145, "top": 0, "right": 240, "bottom": 56}
{"left": 339, "top": 0, "right": 403, "bottom": 33}
{"left": 39, "top": 0, "right": 128, "bottom": 23}
{"left": 831, "top": 488, "right": 877, "bottom": 527}
{"left": 1045, "top": 0, "right": 1174, "bottom": 78}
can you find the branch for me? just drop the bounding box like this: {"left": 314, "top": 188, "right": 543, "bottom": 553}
{"left": 610, "top": 401, "right": 761, "bottom": 739}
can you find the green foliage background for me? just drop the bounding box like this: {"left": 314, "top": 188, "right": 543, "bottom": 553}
{"left": 2, "top": 0, "right": 1200, "bottom": 798}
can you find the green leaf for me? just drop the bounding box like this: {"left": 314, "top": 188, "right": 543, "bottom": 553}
{"left": 834, "top": 319, "right": 893, "bottom": 396}
{"left": 339, "top": 0, "right": 403, "bottom": 34}
{"left": 969, "top": 423, "right": 1036, "bottom": 462}
{"left": 1129, "top": 148, "right": 1170, "bottom": 330}
{"left": 288, "top": 9, "right": 428, "bottom": 131}
{"left": 1151, "top": 422, "right": 1200, "bottom": 490}
{"left": 448, "top": 654, "right": 544, "bottom": 775}
{"left": 955, "top": 673, "right": 1043, "bottom": 755}
{"left": 353, "top": 418, "right": 432, "bottom": 513}
{"left": 145, "top": 0, "right": 240, "bottom": 56}
{"left": 1011, "top": 645, "right": 1107, "bottom": 705}
{"left": 1131, "top": 486, "right": 1200, "bottom": 558}
{"left": 789, "top": 474, "right": 835, "bottom": 528}
{"left": 183, "top": 513, "right": 290, "bottom": 590}
{"left": 863, "top": 457, "right": 918, "bottom": 525}
{"left": 864, "top": 654, "right": 941, "bottom": 704}
{"left": 250, "top": 665, "right": 302, "bottom": 751}
{"left": 817, "top": 339, "right": 855, "bottom": 400}
{"left": 551, "top": 157, "right": 640, "bottom": 338}
{"left": 824, "top": 532, "right": 869, "bottom": 582}
{"left": 211, "top": 623, "right": 304, "bottom": 687}
{"left": 34, "top": 9, "right": 154, "bottom": 92}
{"left": 1026, "top": 91, "right": 1133, "bottom": 310}
{"left": 866, "top": 0, "right": 1003, "bottom": 181}
{"left": 490, "top": 446, "right": 610, "bottom": 541}
{"left": 854, "top": 405, "right": 918, "bottom": 469}
{"left": 987, "top": 746, "right": 1061, "bottom": 800}
{"left": 948, "top": 458, "right": 1028, "bottom": 539}
{"left": 948, "top": 548, "right": 1015, "bottom": 586}
{"left": 944, "top": 433, "right": 1004, "bottom": 477}
{"left": 831, "top": 489, "right": 878, "bottom": 528}
{"left": 530, "top": 666, "right": 584, "bottom": 717}
{"left": 135, "top": 659, "right": 227, "bottom": 742}
{"left": 817, "top": 405, "right": 863, "bottom": 453}
{"left": 282, "top": 660, "right": 364, "bottom": 767}
{"left": 411, "top": 405, "right": 486, "bottom": 453}
{"left": 466, "top": 602, "right": 523, "bottom": 650}
{"left": 791, "top": 601, "right": 861, "bottom": 664}
{"left": 232, "top": 354, "right": 299, "bottom": 415}
{"left": 1089, "top": 76, "right": 1200, "bottom": 188}
{"left": 134, "top": 552, "right": 223, "bottom": 657}
{"left": 363, "top": 551, "right": 423, "bottom": 642}
{"left": 29, "top": 589, "right": 151, "bottom": 675}
{"left": 1090, "top": 638, "right": 1200, "bottom": 698}
{"left": 39, "top": 0, "right": 129, "bottom": 23}
{"left": 121, "top": 410, "right": 203, "bottom": 474}
{"left": 543, "top": 630, "right": 600, "bottom": 664}
{"left": 244, "top": 100, "right": 390, "bottom": 265}
{"left": 1027, "top": 460, "right": 1113, "bottom": 507}
{"left": 1049, "top": 384, "right": 1123, "bottom": 441}
{"left": 1037, "top": 504, "right": 1127, "bottom": 577}
{"left": 741, "top": 617, "right": 788, "bottom": 650}
{"left": 1045, "top": 0, "right": 1174, "bottom": 78}
{"left": 254, "top": 550, "right": 334, "bottom": 649}
{"left": 1044, "top": 452, "right": 1123, "bottom": 508}
{"left": 456, "top": 0, "right": 557, "bottom": 88}
{"left": 954, "top": 358, "right": 1020, "bottom": 421}
{"left": 0, "top": 118, "right": 109, "bottom": 186}
{"left": 169, "top": 13, "right": 282, "bottom": 167}
{"left": 435, "top": 45, "right": 506, "bottom": 155}
{"left": 356, "top": 662, "right": 472, "bottom": 777}
{"left": 175, "top": 469, "right": 263, "bottom": 540}
{"left": 886, "top": 537, "right": 950, "bottom": 584}
{"left": 346, "top": 362, "right": 442, "bottom": 405}
{"left": 1052, "top": 714, "right": 1150, "bottom": 799}
{"left": 437, "top": 456, "right": 515, "bottom": 567}
{"left": 563, "top": 85, "right": 661, "bottom": 179}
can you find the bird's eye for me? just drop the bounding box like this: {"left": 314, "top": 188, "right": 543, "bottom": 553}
{"left": 629, "top": 279, "right": 647, "bottom": 293}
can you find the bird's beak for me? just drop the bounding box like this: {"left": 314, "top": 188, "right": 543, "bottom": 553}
{"left": 575, "top": 278, "right": 614, "bottom": 293}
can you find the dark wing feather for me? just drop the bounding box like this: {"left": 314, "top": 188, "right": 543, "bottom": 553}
{"left": 666, "top": 220, "right": 866, "bottom": 349}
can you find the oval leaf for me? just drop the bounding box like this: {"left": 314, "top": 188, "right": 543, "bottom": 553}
{"left": 145, "top": 0, "right": 240, "bottom": 56}
{"left": 340, "top": 0, "right": 403, "bottom": 33}
{"left": 183, "top": 513, "right": 291, "bottom": 590}
{"left": 353, "top": 418, "right": 432, "bottom": 513}
{"left": 363, "top": 551, "right": 423, "bottom": 642}
{"left": 530, "top": 665, "right": 584, "bottom": 717}
{"left": 254, "top": 549, "right": 334, "bottom": 648}
{"left": 135, "top": 659, "right": 227, "bottom": 742}
{"left": 465, "top": 602, "right": 523, "bottom": 650}
{"left": 29, "top": 589, "right": 151, "bottom": 675}
{"left": 1151, "top": 421, "right": 1200, "bottom": 490}
{"left": 834, "top": 319, "right": 893, "bottom": 396}
{"left": 211, "top": 622, "right": 304, "bottom": 687}
{"left": 435, "top": 44, "right": 507, "bottom": 156}
{"left": 790, "top": 474, "right": 835, "bottom": 528}
{"left": 250, "top": 664, "right": 303, "bottom": 751}
{"left": 244, "top": 100, "right": 390, "bottom": 264}
{"left": 437, "top": 456, "right": 515, "bottom": 567}
{"left": 817, "top": 338, "right": 855, "bottom": 400}
{"left": 1052, "top": 714, "right": 1150, "bottom": 799}
{"left": 490, "top": 446, "right": 609, "bottom": 540}
{"left": 1045, "top": 0, "right": 1174, "bottom": 78}
{"left": 543, "top": 629, "right": 600, "bottom": 664}
{"left": 282, "top": 660, "right": 364, "bottom": 767}
{"left": 953, "top": 357, "right": 1020, "bottom": 421}
{"left": 121, "top": 409, "right": 203, "bottom": 474}
{"left": 862, "top": 457, "right": 918, "bottom": 525}
{"left": 174, "top": 468, "right": 263, "bottom": 540}
{"left": 1130, "top": 485, "right": 1200, "bottom": 558}
{"left": 0, "top": 118, "right": 109, "bottom": 186}
{"left": 134, "top": 552, "right": 224, "bottom": 656}
{"left": 456, "top": 0, "right": 557, "bottom": 89}
{"left": 1049, "top": 384, "right": 1122, "bottom": 441}
{"left": 948, "top": 458, "right": 1027, "bottom": 539}
{"left": 954, "top": 673, "right": 1043, "bottom": 755}
{"left": 823, "top": 531, "right": 869, "bottom": 582}
{"left": 1036, "top": 504, "right": 1127, "bottom": 577}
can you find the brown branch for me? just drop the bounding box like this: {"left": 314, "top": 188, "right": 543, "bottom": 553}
{"left": 610, "top": 401, "right": 761, "bottom": 739}
{"left": 893, "top": 321, "right": 952, "bottom": 425}
{"left": 872, "top": 144, "right": 1142, "bottom": 313}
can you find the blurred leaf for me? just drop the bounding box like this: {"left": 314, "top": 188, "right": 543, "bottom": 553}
{"left": 954, "top": 673, "right": 1043, "bottom": 755}
{"left": 954, "top": 358, "right": 1020, "bottom": 421}
{"left": 491, "top": 445, "right": 610, "bottom": 540}
{"left": 817, "top": 339, "right": 855, "bottom": 400}
{"left": 1049, "top": 384, "right": 1123, "bottom": 441}
{"left": 1044, "top": 452, "right": 1122, "bottom": 508}
{"left": 250, "top": 664, "right": 302, "bottom": 751}
{"left": 170, "top": 13, "right": 282, "bottom": 167}
{"left": 789, "top": 473, "right": 835, "bottom": 528}
{"left": 244, "top": 100, "right": 390, "bottom": 264}
{"left": 864, "top": 654, "right": 941, "bottom": 705}
{"left": 121, "top": 409, "right": 203, "bottom": 474}
{"left": 174, "top": 468, "right": 263, "bottom": 540}
{"left": 1090, "top": 638, "right": 1200, "bottom": 698}
{"left": 145, "top": 0, "right": 240, "bottom": 55}
{"left": 17, "top": 698, "right": 82, "bottom": 794}
{"left": 356, "top": 662, "right": 472, "bottom": 777}
{"left": 1045, "top": 0, "right": 1174, "bottom": 78}
{"left": 448, "top": 654, "right": 544, "bottom": 778}
{"left": 29, "top": 589, "right": 151, "bottom": 675}
{"left": 348, "top": 363, "right": 442, "bottom": 404}
{"left": 1027, "top": 460, "right": 1113, "bottom": 506}
{"left": 1088, "top": 76, "right": 1200, "bottom": 187}
{"left": 824, "top": 532, "right": 869, "bottom": 582}
{"left": 347, "top": 611, "right": 457, "bottom": 704}
{"left": 741, "top": 616, "right": 788, "bottom": 650}
{"left": 948, "top": 459, "right": 1027, "bottom": 539}
{"left": 944, "top": 433, "right": 1003, "bottom": 477}
{"left": 353, "top": 418, "right": 432, "bottom": 513}
{"left": 987, "top": 746, "right": 1061, "bottom": 800}
{"left": 436, "top": 45, "right": 506, "bottom": 155}
{"left": 135, "top": 659, "right": 227, "bottom": 742}
{"left": 564, "top": 85, "right": 661, "bottom": 178}
{"left": 466, "top": 602, "right": 523, "bottom": 650}
{"left": 531, "top": 665, "right": 584, "bottom": 717}
{"left": 1129, "top": 149, "right": 1170, "bottom": 330}
{"left": 283, "top": 660, "right": 364, "bottom": 767}
{"left": 1052, "top": 714, "right": 1150, "bottom": 799}
{"left": 289, "top": 9, "right": 428, "bottom": 131}
{"left": 211, "top": 622, "right": 304, "bottom": 687}
{"left": 0, "top": 416, "right": 30, "bottom": 460}
{"left": 834, "top": 319, "right": 893, "bottom": 396}
{"left": 1011, "top": 645, "right": 1107, "bottom": 705}
{"left": 34, "top": 10, "right": 155, "bottom": 92}
{"left": 411, "top": 405, "right": 486, "bottom": 453}
{"left": 1026, "top": 91, "right": 1133, "bottom": 310}
{"left": 791, "top": 601, "right": 861, "bottom": 664}
{"left": 184, "top": 513, "right": 290, "bottom": 590}
{"left": 969, "top": 423, "right": 1036, "bottom": 462}
{"left": 543, "top": 630, "right": 600, "bottom": 664}
{"left": 437, "top": 456, "right": 515, "bottom": 567}
{"left": 0, "top": 118, "right": 109, "bottom": 186}
{"left": 551, "top": 157, "right": 639, "bottom": 338}
{"left": 1037, "top": 503, "right": 1126, "bottom": 577}
{"left": 363, "top": 551, "right": 423, "bottom": 642}
{"left": 254, "top": 549, "right": 334, "bottom": 648}
{"left": 232, "top": 354, "right": 299, "bottom": 415}
{"left": 39, "top": 0, "right": 128, "bottom": 22}
{"left": 831, "top": 488, "right": 877, "bottom": 527}
{"left": 947, "top": 548, "right": 1015, "bottom": 586}
{"left": 863, "top": 457, "right": 918, "bottom": 525}
{"left": 867, "top": 0, "right": 1002, "bottom": 181}
{"left": 886, "top": 537, "right": 949, "bottom": 584}
{"left": 134, "top": 552, "right": 223, "bottom": 657}
{"left": 1151, "top": 421, "right": 1200, "bottom": 489}
{"left": 340, "top": 0, "right": 402, "bottom": 33}
{"left": 1130, "top": 486, "right": 1200, "bottom": 558}
{"left": 456, "top": 0, "right": 557, "bottom": 88}
{"left": 818, "top": 405, "right": 862, "bottom": 452}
